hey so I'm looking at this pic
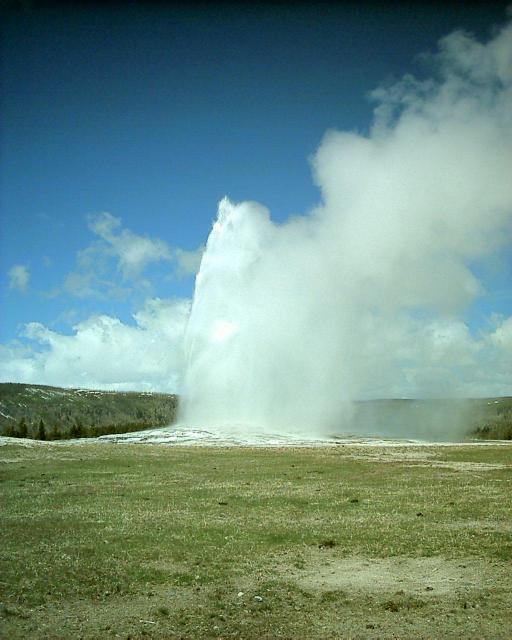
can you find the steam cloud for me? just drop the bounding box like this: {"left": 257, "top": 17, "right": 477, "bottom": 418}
{"left": 179, "top": 18, "right": 512, "bottom": 437}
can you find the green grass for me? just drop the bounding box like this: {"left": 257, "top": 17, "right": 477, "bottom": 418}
{"left": 1, "top": 442, "right": 512, "bottom": 638}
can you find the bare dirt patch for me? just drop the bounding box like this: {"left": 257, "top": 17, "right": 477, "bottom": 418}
{"left": 342, "top": 446, "right": 508, "bottom": 470}
{"left": 441, "top": 519, "right": 512, "bottom": 534}
{"left": 295, "top": 553, "right": 507, "bottom": 598}
{"left": 0, "top": 587, "right": 192, "bottom": 640}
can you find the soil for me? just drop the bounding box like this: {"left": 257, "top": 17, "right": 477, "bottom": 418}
{"left": 295, "top": 553, "right": 506, "bottom": 597}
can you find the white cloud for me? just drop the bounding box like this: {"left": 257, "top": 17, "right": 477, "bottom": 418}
{"left": 0, "top": 342, "right": 40, "bottom": 382}
{"left": 87, "top": 210, "right": 122, "bottom": 238}
{"left": 62, "top": 244, "right": 131, "bottom": 300}
{"left": 490, "top": 316, "right": 512, "bottom": 350}
{"left": 0, "top": 298, "right": 190, "bottom": 392}
{"left": 8, "top": 264, "right": 29, "bottom": 292}
{"left": 88, "top": 212, "right": 173, "bottom": 279}
{"left": 61, "top": 213, "right": 198, "bottom": 300}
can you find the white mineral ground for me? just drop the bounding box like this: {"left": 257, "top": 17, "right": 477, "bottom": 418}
{"left": 0, "top": 424, "right": 503, "bottom": 447}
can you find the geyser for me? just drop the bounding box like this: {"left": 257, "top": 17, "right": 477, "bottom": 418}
{"left": 179, "top": 18, "right": 512, "bottom": 438}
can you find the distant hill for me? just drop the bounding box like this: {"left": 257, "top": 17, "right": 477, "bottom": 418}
{"left": 0, "top": 383, "right": 178, "bottom": 440}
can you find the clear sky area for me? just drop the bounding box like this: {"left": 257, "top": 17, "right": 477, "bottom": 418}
{"left": 1, "top": 1, "right": 511, "bottom": 396}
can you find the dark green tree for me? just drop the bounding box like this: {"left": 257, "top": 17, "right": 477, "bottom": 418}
{"left": 51, "top": 425, "right": 62, "bottom": 440}
{"left": 70, "top": 419, "right": 83, "bottom": 438}
{"left": 4, "top": 423, "right": 16, "bottom": 437}
{"left": 38, "top": 419, "right": 46, "bottom": 441}
{"left": 18, "top": 416, "right": 28, "bottom": 438}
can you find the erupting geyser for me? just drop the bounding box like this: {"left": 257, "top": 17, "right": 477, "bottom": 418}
{"left": 179, "top": 18, "right": 512, "bottom": 438}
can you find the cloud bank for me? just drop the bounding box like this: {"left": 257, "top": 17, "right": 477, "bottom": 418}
{"left": 0, "top": 298, "right": 190, "bottom": 392}
{"left": 179, "top": 17, "right": 512, "bottom": 436}
{"left": 1, "top": 215, "right": 201, "bottom": 392}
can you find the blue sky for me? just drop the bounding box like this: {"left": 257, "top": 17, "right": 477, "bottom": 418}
{"left": 1, "top": 2, "right": 511, "bottom": 393}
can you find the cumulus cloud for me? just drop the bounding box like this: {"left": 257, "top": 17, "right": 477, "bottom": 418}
{"left": 68, "top": 211, "right": 173, "bottom": 297}
{"left": 88, "top": 212, "right": 173, "bottom": 279}
{"left": 62, "top": 243, "right": 132, "bottom": 300}
{"left": 180, "top": 15, "right": 512, "bottom": 437}
{"left": 61, "top": 213, "right": 201, "bottom": 300}
{"left": 490, "top": 315, "right": 512, "bottom": 350}
{"left": 0, "top": 298, "right": 190, "bottom": 392}
{"left": 1, "top": 216, "right": 202, "bottom": 391}
{"left": 8, "top": 264, "right": 29, "bottom": 292}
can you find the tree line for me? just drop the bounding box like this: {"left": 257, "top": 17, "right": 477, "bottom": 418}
{"left": 4, "top": 416, "right": 170, "bottom": 440}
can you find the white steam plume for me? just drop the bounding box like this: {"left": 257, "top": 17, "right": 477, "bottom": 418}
{"left": 179, "top": 18, "right": 512, "bottom": 437}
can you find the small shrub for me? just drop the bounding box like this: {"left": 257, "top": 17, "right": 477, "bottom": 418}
{"left": 318, "top": 539, "right": 337, "bottom": 549}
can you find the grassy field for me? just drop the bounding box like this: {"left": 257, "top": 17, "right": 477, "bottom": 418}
{"left": 1, "top": 440, "right": 511, "bottom": 639}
